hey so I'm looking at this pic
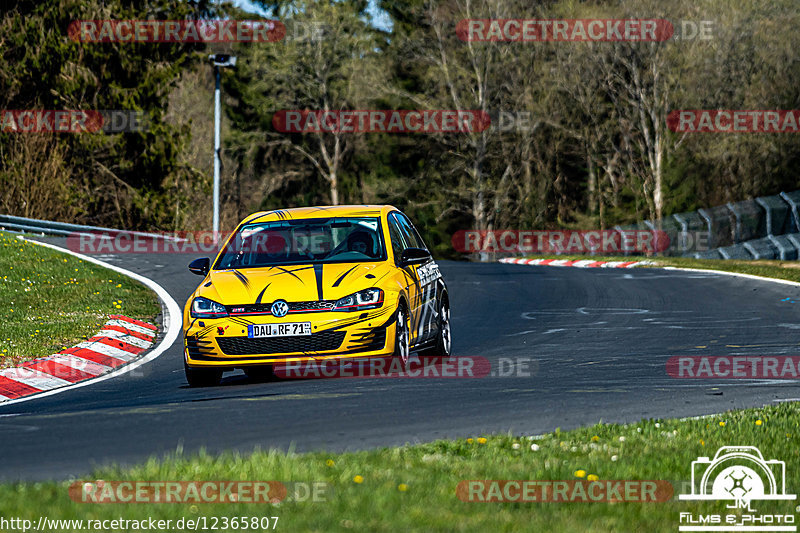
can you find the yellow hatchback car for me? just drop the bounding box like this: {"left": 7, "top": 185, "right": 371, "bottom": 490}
{"left": 182, "top": 205, "right": 451, "bottom": 386}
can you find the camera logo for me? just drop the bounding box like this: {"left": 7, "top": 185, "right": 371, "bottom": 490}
{"left": 680, "top": 446, "right": 794, "bottom": 506}
{"left": 678, "top": 446, "right": 796, "bottom": 532}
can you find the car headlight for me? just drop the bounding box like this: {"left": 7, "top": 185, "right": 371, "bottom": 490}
{"left": 334, "top": 288, "right": 384, "bottom": 311}
{"left": 191, "top": 297, "right": 228, "bottom": 318}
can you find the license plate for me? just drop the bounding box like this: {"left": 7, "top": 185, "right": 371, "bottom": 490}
{"left": 248, "top": 323, "right": 312, "bottom": 338}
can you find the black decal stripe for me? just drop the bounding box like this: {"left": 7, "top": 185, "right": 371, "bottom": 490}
{"left": 232, "top": 270, "right": 250, "bottom": 289}
{"left": 326, "top": 307, "right": 393, "bottom": 331}
{"left": 285, "top": 266, "right": 315, "bottom": 274}
{"left": 314, "top": 264, "right": 324, "bottom": 300}
{"left": 250, "top": 212, "right": 271, "bottom": 222}
{"left": 332, "top": 265, "right": 358, "bottom": 288}
{"left": 270, "top": 266, "right": 304, "bottom": 283}
{"left": 255, "top": 283, "right": 271, "bottom": 304}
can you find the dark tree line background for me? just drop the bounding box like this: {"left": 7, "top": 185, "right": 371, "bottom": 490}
{"left": 2, "top": 0, "right": 800, "bottom": 258}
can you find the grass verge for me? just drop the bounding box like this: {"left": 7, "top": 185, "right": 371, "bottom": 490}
{"left": 0, "top": 404, "right": 797, "bottom": 532}
{"left": 0, "top": 232, "right": 161, "bottom": 367}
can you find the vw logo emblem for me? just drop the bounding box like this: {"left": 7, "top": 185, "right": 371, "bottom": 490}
{"left": 271, "top": 300, "right": 289, "bottom": 318}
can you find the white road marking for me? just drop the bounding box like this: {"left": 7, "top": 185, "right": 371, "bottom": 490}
{"left": 47, "top": 354, "right": 110, "bottom": 376}
{"left": 0, "top": 368, "right": 71, "bottom": 390}
{"left": 93, "top": 329, "right": 153, "bottom": 349}
{"left": 74, "top": 341, "right": 138, "bottom": 362}
{"left": 105, "top": 319, "right": 156, "bottom": 336}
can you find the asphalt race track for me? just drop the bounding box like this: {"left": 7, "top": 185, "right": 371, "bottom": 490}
{"left": 1, "top": 238, "right": 799, "bottom": 481}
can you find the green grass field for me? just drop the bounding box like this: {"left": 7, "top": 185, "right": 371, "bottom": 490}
{"left": 0, "top": 249, "right": 798, "bottom": 531}
{"left": 0, "top": 403, "right": 797, "bottom": 532}
{"left": 0, "top": 232, "right": 160, "bottom": 367}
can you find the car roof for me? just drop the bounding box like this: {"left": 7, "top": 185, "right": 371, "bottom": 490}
{"left": 241, "top": 205, "right": 398, "bottom": 225}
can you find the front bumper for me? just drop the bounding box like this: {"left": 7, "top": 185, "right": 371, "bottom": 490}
{"left": 184, "top": 307, "right": 396, "bottom": 368}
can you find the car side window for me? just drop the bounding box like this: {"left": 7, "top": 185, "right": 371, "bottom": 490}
{"left": 394, "top": 212, "right": 427, "bottom": 251}
{"left": 387, "top": 215, "right": 407, "bottom": 261}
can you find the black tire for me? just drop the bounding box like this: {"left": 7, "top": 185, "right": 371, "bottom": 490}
{"left": 392, "top": 304, "right": 411, "bottom": 370}
{"left": 421, "top": 297, "right": 452, "bottom": 358}
{"left": 243, "top": 365, "right": 275, "bottom": 382}
{"left": 184, "top": 360, "right": 222, "bottom": 387}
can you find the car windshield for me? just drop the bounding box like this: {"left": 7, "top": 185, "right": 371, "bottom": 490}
{"left": 214, "top": 217, "right": 386, "bottom": 269}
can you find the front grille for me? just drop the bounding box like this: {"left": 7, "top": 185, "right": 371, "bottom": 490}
{"left": 217, "top": 330, "right": 346, "bottom": 355}
{"left": 227, "top": 303, "right": 271, "bottom": 314}
{"left": 226, "top": 301, "right": 336, "bottom": 315}
{"left": 290, "top": 301, "right": 336, "bottom": 312}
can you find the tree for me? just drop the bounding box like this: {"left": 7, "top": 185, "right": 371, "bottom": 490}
{"left": 228, "top": 0, "right": 385, "bottom": 205}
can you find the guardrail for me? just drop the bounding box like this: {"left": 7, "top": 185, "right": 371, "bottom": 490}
{"left": 0, "top": 214, "right": 183, "bottom": 241}
{"left": 494, "top": 189, "right": 800, "bottom": 261}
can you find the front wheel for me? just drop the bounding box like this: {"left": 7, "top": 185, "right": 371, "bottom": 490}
{"left": 184, "top": 360, "right": 222, "bottom": 387}
{"left": 392, "top": 305, "right": 411, "bottom": 370}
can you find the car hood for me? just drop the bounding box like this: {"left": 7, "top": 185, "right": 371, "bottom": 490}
{"left": 196, "top": 262, "right": 393, "bottom": 305}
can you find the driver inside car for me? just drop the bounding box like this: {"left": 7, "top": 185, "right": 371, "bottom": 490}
{"left": 346, "top": 230, "right": 376, "bottom": 257}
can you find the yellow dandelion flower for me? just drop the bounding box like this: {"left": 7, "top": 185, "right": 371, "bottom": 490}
{"left": 477, "top": 437, "right": 487, "bottom": 444}
{"left": 326, "top": 459, "right": 335, "bottom": 467}
{"left": 719, "top": 421, "right": 725, "bottom": 427}
{"left": 574, "top": 470, "right": 586, "bottom": 478}
{"left": 587, "top": 474, "right": 599, "bottom": 482}
{"left": 397, "top": 484, "right": 408, "bottom": 492}
{"left": 353, "top": 475, "right": 364, "bottom": 484}
{"left": 591, "top": 435, "right": 599, "bottom": 442}
{"left": 700, "top": 440, "right": 705, "bottom": 446}
{"left": 467, "top": 438, "right": 474, "bottom": 444}
{"left": 755, "top": 420, "right": 763, "bottom": 426}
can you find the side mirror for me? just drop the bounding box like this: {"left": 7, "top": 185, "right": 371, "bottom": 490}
{"left": 188, "top": 257, "right": 210, "bottom": 276}
{"left": 399, "top": 247, "right": 431, "bottom": 266}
